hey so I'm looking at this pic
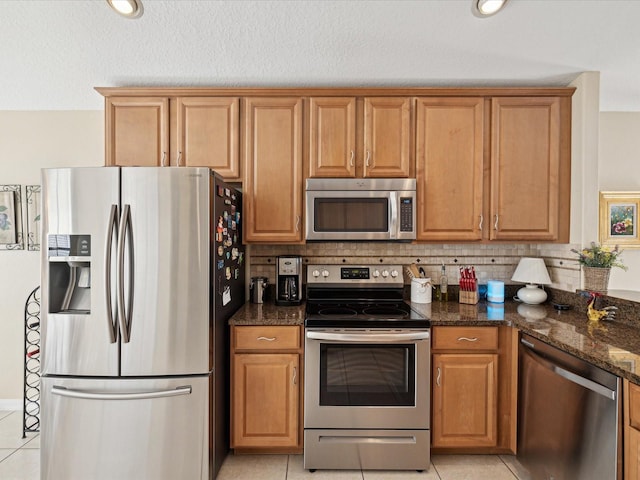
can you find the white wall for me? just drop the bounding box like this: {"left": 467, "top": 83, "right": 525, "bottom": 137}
{"left": 0, "top": 111, "right": 102, "bottom": 407}
{"left": 599, "top": 112, "right": 640, "bottom": 290}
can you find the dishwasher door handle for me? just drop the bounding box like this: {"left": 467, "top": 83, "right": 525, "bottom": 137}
{"left": 521, "top": 339, "right": 617, "bottom": 401}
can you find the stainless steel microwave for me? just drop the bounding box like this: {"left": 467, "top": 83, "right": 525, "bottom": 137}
{"left": 305, "top": 178, "right": 416, "bottom": 241}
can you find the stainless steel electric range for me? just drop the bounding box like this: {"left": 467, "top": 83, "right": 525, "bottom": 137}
{"left": 303, "top": 264, "right": 431, "bottom": 472}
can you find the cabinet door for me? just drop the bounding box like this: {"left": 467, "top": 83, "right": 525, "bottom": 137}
{"left": 490, "top": 97, "right": 562, "bottom": 241}
{"left": 175, "top": 97, "right": 240, "bottom": 180}
{"left": 232, "top": 353, "right": 299, "bottom": 448}
{"left": 628, "top": 427, "right": 640, "bottom": 480}
{"left": 105, "top": 97, "right": 169, "bottom": 167}
{"left": 309, "top": 97, "right": 356, "bottom": 177}
{"left": 432, "top": 353, "right": 498, "bottom": 448}
{"left": 242, "top": 97, "right": 303, "bottom": 243}
{"left": 416, "top": 97, "right": 484, "bottom": 241}
{"left": 363, "top": 97, "right": 411, "bottom": 178}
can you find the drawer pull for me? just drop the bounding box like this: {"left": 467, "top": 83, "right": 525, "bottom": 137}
{"left": 457, "top": 336, "right": 479, "bottom": 342}
{"left": 257, "top": 336, "right": 276, "bottom": 342}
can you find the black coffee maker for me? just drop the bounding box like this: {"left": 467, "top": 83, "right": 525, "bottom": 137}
{"left": 276, "top": 256, "right": 303, "bottom": 306}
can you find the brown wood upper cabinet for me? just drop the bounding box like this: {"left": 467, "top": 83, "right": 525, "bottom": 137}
{"left": 242, "top": 97, "right": 304, "bottom": 243}
{"left": 103, "top": 95, "right": 240, "bottom": 180}
{"left": 416, "top": 97, "right": 484, "bottom": 241}
{"left": 308, "top": 97, "right": 412, "bottom": 178}
{"left": 416, "top": 95, "right": 571, "bottom": 242}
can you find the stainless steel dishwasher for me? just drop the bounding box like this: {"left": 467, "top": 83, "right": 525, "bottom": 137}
{"left": 518, "top": 333, "right": 620, "bottom": 480}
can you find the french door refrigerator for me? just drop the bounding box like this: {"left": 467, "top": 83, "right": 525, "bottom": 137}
{"left": 40, "top": 167, "right": 244, "bottom": 480}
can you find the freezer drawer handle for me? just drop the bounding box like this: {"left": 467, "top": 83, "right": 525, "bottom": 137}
{"left": 521, "top": 338, "right": 617, "bottom": 400}
{"left": 104, "top": 204, "right": 119, "bottom": 344}
{"left": 51, "top": 385, "right": 192, "bottom": 401}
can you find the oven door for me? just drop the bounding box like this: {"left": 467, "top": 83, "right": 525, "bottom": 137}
{"left": 304, "top": 328, "right": 430, "bottom": 429}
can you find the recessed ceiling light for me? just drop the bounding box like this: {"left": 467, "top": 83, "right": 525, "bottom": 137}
{"left": 472, "top": 0, "right": 509, "bottom": 18}
{"left": 107, "top": 0, "right": 144, "bottom": 19}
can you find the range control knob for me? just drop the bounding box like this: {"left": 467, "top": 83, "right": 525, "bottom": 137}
{"left": 312, "top": 269, "right": 320, "bottom": 278}
{"left": 390, "top": 269, "right": 399, "bottom": 278}
{"left": 372, "top": 270, "right": 380, "bottom": 278}
{"left": 381, "top": 270, "right": 389, "bottom": 278}
{"left": 321, "top": 269, "right": 330, "bottom": 278}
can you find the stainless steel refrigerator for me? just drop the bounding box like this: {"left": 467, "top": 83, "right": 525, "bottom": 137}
{"left": 40, "top": 167, "right": 244, "bottom": 480}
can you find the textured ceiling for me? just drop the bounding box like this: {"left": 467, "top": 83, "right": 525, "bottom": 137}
{"left": 1, "top": 0, "right": 639, "bottom": 111}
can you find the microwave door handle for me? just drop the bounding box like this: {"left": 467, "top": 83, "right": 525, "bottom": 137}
{"left": 389, "top": 191, "right": 398, "bottom": 239}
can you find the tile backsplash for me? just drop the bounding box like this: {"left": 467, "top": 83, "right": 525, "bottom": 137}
{"left": 249, "top": 242, "right": 582, "bottom": 293}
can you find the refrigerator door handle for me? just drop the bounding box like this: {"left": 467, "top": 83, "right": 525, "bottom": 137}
{"left": 105, "top": 204, "right": 119, "bottom": 343}
{"left": 51, "top": 385, "right": 192, "bottom": 401}
{"left": 117, "top": 204, "right": 134, "bottom": 343}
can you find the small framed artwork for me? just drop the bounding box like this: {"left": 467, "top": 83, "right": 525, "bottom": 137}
{"left": 599, "top": 191, "right": 640, "bottom": 249}
{"left": 26, "top": 185, "right": 41, "bottom": 251}
{"left": 0, "top": 185, "right": 24, "bottom": 250}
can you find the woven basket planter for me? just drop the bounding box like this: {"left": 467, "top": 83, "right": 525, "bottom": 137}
{"left": 582, "top": 266, "right": 611, "bottom": 293}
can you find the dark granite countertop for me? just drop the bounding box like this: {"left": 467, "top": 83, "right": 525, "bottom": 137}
{"left": 229, "top": 298, "right": 640, "bottom": 384}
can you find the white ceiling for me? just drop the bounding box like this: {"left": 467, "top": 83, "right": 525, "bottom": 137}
{"left": 2, "top": 0, "right": 639, "bottom": 111}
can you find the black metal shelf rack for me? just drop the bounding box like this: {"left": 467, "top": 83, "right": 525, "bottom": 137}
{"left": 23, "top": 286, "right": 40, "bottom": 437}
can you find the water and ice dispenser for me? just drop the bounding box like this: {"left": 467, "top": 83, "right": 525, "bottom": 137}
{"left": 47, "top": 234, "right": 91, "bottom": 314}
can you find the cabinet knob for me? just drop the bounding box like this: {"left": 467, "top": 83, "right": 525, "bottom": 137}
{"left": 494, "top": 214, "right": 499, "bottom": 231}
{"left": 349, "top": 150, "right": 355, "bottom": 167}
{"left": 479, "top": 215, "right": 483, "bottom": 231}
{"left": 365, "top": 150, "right": 371, "bottom": 167}
{"left": 436, "top": 366, "right": 441, "bottom": 386}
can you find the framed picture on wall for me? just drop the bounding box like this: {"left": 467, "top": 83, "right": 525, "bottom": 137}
{"left": 26, "top": 185, "right": 41, "bottom": 251}
{"left": 0, "top": 185, "right": 24, "bottom": 250}
{"left": 599, "top": 191, "right": 640, "bottom": 249}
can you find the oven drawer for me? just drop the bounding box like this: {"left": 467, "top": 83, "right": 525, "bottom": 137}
{"left": 233, "top": 326, "right": 301, "bottom": 351}
{"left": 432, "top": 326, "right": 498, "bottom": 351}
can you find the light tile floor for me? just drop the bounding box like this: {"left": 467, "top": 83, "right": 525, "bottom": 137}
{"left": 1, "top": 410, "right": 528, "bottom": 480}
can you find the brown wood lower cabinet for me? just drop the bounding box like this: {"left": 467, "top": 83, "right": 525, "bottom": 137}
{"left": 432, "top": 352, "right": 498, "bottom": 448}
{"left": 431, "top": 325, "right": 517, "bottom": 454}
{"left": 231, "top": 325, "right": 303, "bottom": 452}
{"left": 624, "top": 379, "right": 640, "bottom": 479}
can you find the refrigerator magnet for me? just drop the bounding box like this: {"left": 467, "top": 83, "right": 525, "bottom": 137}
{"left": 225, "top": 267, "right": 231, "bottom": 280}
{"left": 231, "top": 247, "right": 238, "bottom": 260}
{"left": 231, "top": 220, "right": 236, "bottom": 230}
{"left": 234, "top": 268, "right": 239, "bottom": 279}
{"left": 217, "top": 186, "right": 224, "bottom": 197}
{"left": 217, "top": 245, "right": 224, "bottom": 257}
{"left": 224, "top": 199, "right": 231, "bottom": 205}
{"left": 238, "top": 252, "right": 244, "bottom": 264}
{"left": 217, "top": 259, "right": 224, "bottom": 270}
{"left": 222, "top": 286, "right": 231, "bottom": 306}
{"left": 226, "top": 251, "right": 230, "bottom": 259}
{"left": 224, "top": 188, "right": 231, "bottom": 197}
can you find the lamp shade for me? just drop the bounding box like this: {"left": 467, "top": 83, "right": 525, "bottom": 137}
{"left": 511, "top": 258, "right": 551, "bottom": 285}
{"left": 511, "top": 258, "right": 551, "bottom": 305}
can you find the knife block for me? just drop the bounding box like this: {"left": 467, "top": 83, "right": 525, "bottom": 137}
{"left": 459, "top": 290, "right": 479, "bottom": 305}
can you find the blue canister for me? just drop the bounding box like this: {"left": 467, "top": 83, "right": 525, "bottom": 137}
{"left": 487, "top": 280, "right": 505, "bottom": 303}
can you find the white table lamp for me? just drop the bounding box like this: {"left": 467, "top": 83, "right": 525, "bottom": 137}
{"left": 511, "top": 257, "right": 552, "bottom": 305}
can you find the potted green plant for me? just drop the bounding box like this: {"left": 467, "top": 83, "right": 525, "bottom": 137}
{"left": 571, "top": 242, "right": 627, "bottom": 293}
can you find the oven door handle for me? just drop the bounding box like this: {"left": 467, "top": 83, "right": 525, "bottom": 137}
{"left": 306, "top": 331, "right": 430, "bottom": 343}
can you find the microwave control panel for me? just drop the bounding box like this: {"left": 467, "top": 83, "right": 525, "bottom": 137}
{"left": 400, "top": 197, "right": 413, "bottom": 232}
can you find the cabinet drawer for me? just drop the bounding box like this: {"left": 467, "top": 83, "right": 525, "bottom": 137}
{"left": 432, "top": 326, "right": 499, "bottom": 351}
{"left": 234, "top": 326, "right": 301, "bottom": 351}
{"left": 629, "top": 382, "right": 640, "bottom": 430}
